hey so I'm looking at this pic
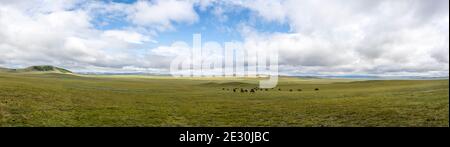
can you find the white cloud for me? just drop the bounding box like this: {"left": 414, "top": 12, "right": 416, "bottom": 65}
{"left": 128, "top": 0, "right": 199, "bottom": 31}
{"left": 150, "top": 41, "right": 191, "bottom": 57}
{"left": 232, "top": 0, "right": 449, "bottom": 76}
{"left": 102, "top": 30, "right": 152, "bottom": 44}
{"left": 0, "top": 0, "right": 448, "bottom": 76}
{"left": 0, "top": 0, "right": 205, "bottom": 72}
{"left": 0, "top": 0, "right": 152, "bottom": 70}
{"left": 0, "top": 0, "right": 81, "bottom": 13}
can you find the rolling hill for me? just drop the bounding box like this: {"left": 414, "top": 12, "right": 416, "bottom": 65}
{"left": 0, "top": 72, "right": 447, "bottom": 127}
{"left": 0, "top": 65, "right": 72, "bottom": 74}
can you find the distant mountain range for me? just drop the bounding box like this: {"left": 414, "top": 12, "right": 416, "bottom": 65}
{"left": 0, "top": 65, "right": 448, "bottom": 80}
{"left": 292, "top": 75, "right": 449, "bottom": 80}
{"left": 0, "top": 65, "right": 72, "bottom": 74}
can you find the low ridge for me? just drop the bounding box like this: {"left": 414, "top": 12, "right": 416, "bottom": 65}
{"left": 0, "top": 65, "right": 72, "bottom": 74}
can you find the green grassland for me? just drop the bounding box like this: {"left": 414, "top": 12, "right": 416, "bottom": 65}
{"left": 0, "top": 72, "right": 448, "bottom": 127}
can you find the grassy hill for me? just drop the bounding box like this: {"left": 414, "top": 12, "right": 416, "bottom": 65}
{"left": 0, "top": 72, "right": 448, "bottom": 127}
{"left": 0, "top": 65, "right": 72, "bottom": 74}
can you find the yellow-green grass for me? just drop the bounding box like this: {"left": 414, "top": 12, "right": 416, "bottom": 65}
{"left": 0, "top": 72, "right": 448, "bottom": 127}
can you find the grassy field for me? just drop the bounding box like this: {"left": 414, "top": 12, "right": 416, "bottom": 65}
{"left": 0, "top": 72, "right": 448, "bottom": 127}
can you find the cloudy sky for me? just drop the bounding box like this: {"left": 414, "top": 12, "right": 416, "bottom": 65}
{"left": 0, "top": 0, "right": 448, "bottom": 76}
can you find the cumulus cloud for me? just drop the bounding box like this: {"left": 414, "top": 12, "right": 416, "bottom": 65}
{"left": 0, "top": 0, "right": 448, "bottom": 76}
{"left": 128, "top": 0, "right": 199, "bottom": 31}
{"left": 102, "top": 30, "right": 152, "bottom": 44}
{"left": 0, "top": 0, "right": 200, "bottom": 72}
{"left": 0, "top": 2, "right": 136, "bottom": 69}
{"left": 232, "top": 0, "right": 449, "bottom": 76}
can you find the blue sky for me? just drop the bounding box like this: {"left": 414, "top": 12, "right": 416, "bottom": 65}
{"left": 93, "top": 0, "right": 290, "bottom": 47}
{"left": 0, "top": 0, "right": 448, "bottom": 76}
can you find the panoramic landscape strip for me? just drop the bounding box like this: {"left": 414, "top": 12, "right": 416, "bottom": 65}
{"left": 0, "top": 0, "right": 448, "bottom": 130}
